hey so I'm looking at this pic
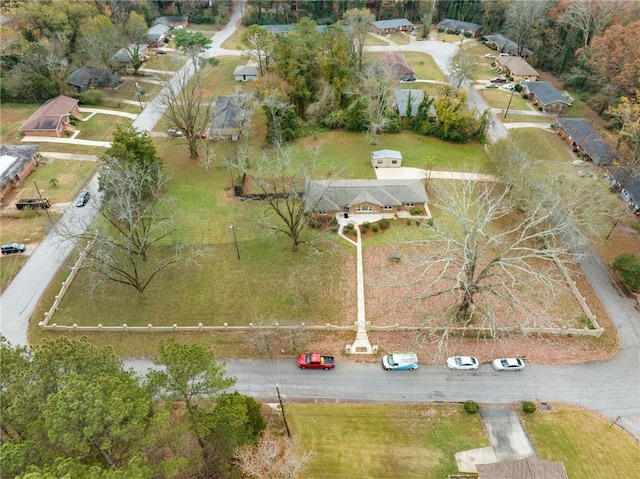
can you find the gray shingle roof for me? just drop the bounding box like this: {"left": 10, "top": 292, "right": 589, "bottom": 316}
{"left": 112, "top": 44, "right": 148, "bottom": 63}
{"left": 0, "top": 144, "right": 40, "bottom": 190}
{"left": 148, "top": 24, "right": 170, "bottom": 42}
{"left": 483, "top": 34, "right": 532, "bottom": 56}
{"left": 209, "top": 95, "right": 242, "bottom": 136}
{"left": 524, "top": 81, "right": 571, "bottom": 106}
{"left": 305, "top": 179, "right": 427, "bottom": 213}
{"left": 66, "top": 67, "right": 116, "bottom": 88}
{"left": 233, "top": 65, "right": 258, "bottom": 77}
{"left": 607, "top": 166, "right": 640, "bottom": 209}
{"left": 371, "top": 150, "right": 402, "bottom": 160}
{"left": 556, "top": 118, "right": 619, "bottom": 166}
{"left": 437, "top": 19, "right": 482, "bottom": 32}
{"left": 372, "top": 19, "right": 413, "bottom": 30}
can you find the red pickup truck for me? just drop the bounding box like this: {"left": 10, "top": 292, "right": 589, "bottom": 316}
{"left": 297, "top": 353, "right": 335, "bottom": 370}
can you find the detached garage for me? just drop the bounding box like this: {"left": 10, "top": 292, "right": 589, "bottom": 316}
{"left": 371, "top": 150, "right": 403, "bottom": 168}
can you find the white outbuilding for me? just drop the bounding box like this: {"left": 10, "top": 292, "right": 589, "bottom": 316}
{"left": 371, "top": 150, "right": 403, "bottom": 168}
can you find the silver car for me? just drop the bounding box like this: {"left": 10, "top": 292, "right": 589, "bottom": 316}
{"left": 492, "top": 357, "right": 525, "bottom": 371}
{"left": 446, "top": 356, "right": 479, "bottom": 370}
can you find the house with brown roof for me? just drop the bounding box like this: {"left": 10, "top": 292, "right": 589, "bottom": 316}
{"left": 0, "top": 144, "right": 41, "bottom": 201}
{"left": 19, "top": 96, "right": 81, "bottom": 138}
{"left": 379, "top": 53, "right": 415, "bottom": 81}
{"left": 495, "top": 56, "right": 539, "bottom": 82}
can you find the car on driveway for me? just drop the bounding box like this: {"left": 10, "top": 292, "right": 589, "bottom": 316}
{"left": 486, "top": 83, "right": 499, "bottom": 89}
{"left": 382, "top": 353, "right": 419, "bottom": 370}
{"left": 402, "top": 74, "right": 416, "bottom": 82}
{"left": 1, "top": 243, "right": 26, "bottom": 255}
{"left": 75, "top": 190, "right": 90, "bottom": 207}
{"left": 502, "top": 83, "right": 515, "bottom": 90}
{"left": 446, "top": 356, "right": 479, "bottom": 370}
{"left": 492, "top": 357, "right": 525, "bottom": 371}
{"left": 484, "top": 53, "right": 495, "bottom": 59}
{"left": 490, "top": 77, "right": 507, "bottom": 84}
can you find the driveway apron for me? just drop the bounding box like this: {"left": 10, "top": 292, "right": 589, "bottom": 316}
{"left": 479, "top": 407, "right": 536, "bottom": 461}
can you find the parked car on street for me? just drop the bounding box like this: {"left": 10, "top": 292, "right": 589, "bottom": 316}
{"left": 167, "top": 128, "right": 184, "bottom": 137}
{"left": 446, "top": 356, "right": 479, "bottom": 370}
{"left": 490, "top": 77, "right": 507, "bottom": 84}
{"left": 1, "top": 243, "right": 26, "bottom": 255}
{"left": 499, "top": 52, "right": 510, "bottom": 57}
{"left": 75, "top": 190, "right": 90, "bottom": 207}
{"left": 382, "top": 353, "right": 419, "bottom": 370}
{"left": 484, "top": 53, "right": 495, "bottom": 59}
{"left": 492, "top": 358, "right": 525, "bottom": 371}
{"left": 297, "top": 353, "right": 335, "bottom": 370}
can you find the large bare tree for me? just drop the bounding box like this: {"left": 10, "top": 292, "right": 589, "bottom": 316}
{"left": 504, "top": 0, "right": 549, "bottom": 56}
{"left": 342, "top": 8, "right": 374, "bottom": 72}
{"left": 159, "top": 58, "right": 212, "bottom": 159}
{"left": 361, "top": 62, "right": 396, "bottom": 145}
{"left": 249, "top": 147, "right": 320, "bottom": 253}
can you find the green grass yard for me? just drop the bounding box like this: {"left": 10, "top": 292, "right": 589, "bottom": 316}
{"left": 522, "top": 406, "right": 640, "bottom": 479}
{"left": 288, "top": 403, "right": 488, "bottom": 479}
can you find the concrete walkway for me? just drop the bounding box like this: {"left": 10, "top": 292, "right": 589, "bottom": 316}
{"left": 78, "top": 107, "right": 138, "bottom": 120}
{"left": 375, "top": 167, "right": 499, "bottom": 182}
{"left": 21, "top": 136, "right": 111, "bottom": 148}
{"left": 40, "top": 152, "right": 99, "bottom": 162}
{"left": 503, "top": 123, "right": 555, "bottom": 130}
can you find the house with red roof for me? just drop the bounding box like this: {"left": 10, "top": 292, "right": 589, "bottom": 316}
{"left": 19, "top": 96, "right": 81, "bottom": 138}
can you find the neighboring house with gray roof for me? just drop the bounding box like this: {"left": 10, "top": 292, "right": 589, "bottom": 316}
{"left": 209, "top": 95, "right": 242, "bottom": 141}
{"left": 153, "top": 16, "right": 188, "bottom": 28}
{"left": 19, "top": 96, "right": 81, "bottom": 138}
{"left": 147, "top": 24, "right": 171, "bottom": 48}
{"left": 483, "top": 34, "right": 532, "bottom": 58}
{"left": 234, "top": 64, "right": 258, "bottom": 82}
{"left": 606, "top": 166, "right": 640, "bottom": 215}
{"left": 476, "top": 458, "right": 568, "bottom": 479}
{"left": 112, "top": 44, "right": 148, "bottom": 64}
{"left": 0, "top": 144, "right": 41, "bottom": 201}
{"left": 305, "top": 179, "right": 428, "bottom": 217}
{"left": 394, "top": 89, "right": 437, "bottom": 120}
{"left": 371, "top": 18, "right": 413, "bottom": 34}
{"left": 556, "top": 118, "right": 620, "bottom": 166}
{"left": 371, "top": 150, "right": 402, "bottom": 168}
{"left": 437, "top": 19, "right": 482, "bottom": 37}
{"left": 260, "top": 24, "right": 351, "bottom": 35}
{"left": 523, "top": 81, "right": 571, "bottom": 114}
{"left": 66, "top": 67, "right": 119, "bottom": 93}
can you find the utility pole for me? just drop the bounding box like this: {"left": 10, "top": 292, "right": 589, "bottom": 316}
{"left": 503, "top": 86, "right": 516, "bottom": 119}
{"left": 276, "top": 385, "right": 291, "bottom": 438}
{"left": 33, "top": 181, "right": 53, "bottom": 225}
{"left": 229, "top": 223, "right": 240, "bottom": 260}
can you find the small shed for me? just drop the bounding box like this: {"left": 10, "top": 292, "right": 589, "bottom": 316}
{"left": 233, "top": 64, "right": 258, "bottom": 82}
{"left": 371, "top": 150, "right": 402, "bottom": 168}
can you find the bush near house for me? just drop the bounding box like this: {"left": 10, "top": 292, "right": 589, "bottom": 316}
{"left": 612, "top": 253, "right": 640, "bottom": 292}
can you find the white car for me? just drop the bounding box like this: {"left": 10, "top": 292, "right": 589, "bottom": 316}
{"left": 382, "top": 353, "right": 419, "bottom": 371}
{"left": 502, "top": 83, "right": 515, "bottom": 90}
{"left": 492, "top": 357, "right": 525, "bottom": 371}
{"left": 484, "top": 53, "right": 495, "bottom": 59}
{"left": 446, "top": 356, "right": 479, "bottom": 370}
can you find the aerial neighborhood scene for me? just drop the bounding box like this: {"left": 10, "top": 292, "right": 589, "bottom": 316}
{"left": 2, "top": 0, "right": 640, "bottom": 477}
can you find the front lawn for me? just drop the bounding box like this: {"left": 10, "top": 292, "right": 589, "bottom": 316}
{"left": 522, "top": 405, "right": 640, "bottom": 479}
{"left": 75, "top": 114, "right": 132, "bottom": 142}
{"left": 288, "top": 403, "right": 488, "bottom": 479}
{"left": 0, "top": 103, "right": 39, "bottom": 144}
{"left": 480, "top": 89, "right": 531, "bottom": 110}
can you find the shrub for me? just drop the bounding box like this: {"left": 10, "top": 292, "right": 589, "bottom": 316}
{"left": 612, "top": 253, "right": 640, "bottom": 292}
{"left": 513, "top": 83, "right": 523, "bottom": 92}
{"left": 522, "top": 401, "right": 537, "bottom": 413}
{"left": 464, "top": 400, "right": 479, "bottom": 414}
{"left": 79, "top": 89, "right": 106, "bottom": 106}
{"left": 361, "top": 222, "right": 370, "bottom": 233}
{"left": 538, "top": 106, "right": 543, "bottom": 111}
{"left": 410, "top": 207, "right": 422, "bottom": 215}
{"left": 522, "top": 93, "right": 529, "bottom": 99}
{"left": 389, "top": 252, "right": 401, "bottom": 263}
{"left": 372, "top": 223, "right": 380, "bottom": 233}
{"left": 343, "top": 223, "right": 355, "bottom": 236}
{"left": 406, "top": 219, "right": 412, "bottom": 226}
{"left": 379, "top": 219, "right": 390, "bottom": 230}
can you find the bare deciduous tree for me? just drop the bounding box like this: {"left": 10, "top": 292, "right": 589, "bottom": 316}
{"left": 249, "top": 147, "right": 320, "bottom": 253}
{"left": 361, "top": 63, "right": 395, "bottom": 145}
{"left": 159, "top": 58, "right": 212, "bottom": 159}
{"left": 234, "top": 430, "right": 313, "bottom": 479}
{"left": 448, "top": 46, "right": 476, "bottom": 91}
{"left": 559, "top": 0, "right": 633, "bottom": 51}
{"left": 505, "top": 0, "right": 549, "bottom": 56}
{"left": 342, "top": 8, "right": 374, "bottom": 72}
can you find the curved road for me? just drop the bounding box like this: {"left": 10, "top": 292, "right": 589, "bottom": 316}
{"left": 1, "top": 3, "right": 638, "bottom": 439}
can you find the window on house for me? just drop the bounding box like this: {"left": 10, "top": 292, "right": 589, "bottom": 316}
{"left": 377, "top": 160, "right": 383, "bottom": 165}
{"left": 383, "top": 206, "right": 393, "bottom": 210}
{"left": 405, "top": 202, "right": 415, "bottom": 207}
{"left": 391, "top": 160, "right": 398, "bottom": 164}
{"left": 356, "top": 205, "right": 373, "bottom": 212}
{"left": 317, "top": 210, "right": 327, "bottom": 215}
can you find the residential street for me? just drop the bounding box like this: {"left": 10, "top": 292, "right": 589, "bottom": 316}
{"left": 0, "top": 2, "right": 638, "bottom": 440}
